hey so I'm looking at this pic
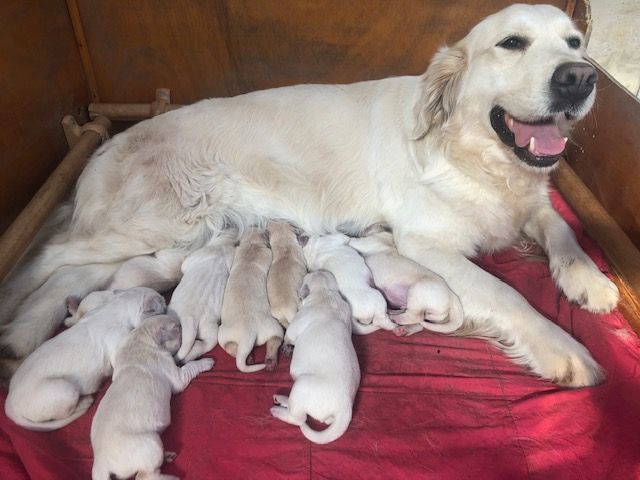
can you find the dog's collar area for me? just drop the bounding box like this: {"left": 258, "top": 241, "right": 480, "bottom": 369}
{"left": 490, "top": 107, "right": 563, "bottom": 168}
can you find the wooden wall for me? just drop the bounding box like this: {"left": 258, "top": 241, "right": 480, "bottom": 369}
{"left": 0, "top": 1, "right": 91, "bottom": 234}
{"left": 76, "top": 0, "right": 564, "bottom": 103}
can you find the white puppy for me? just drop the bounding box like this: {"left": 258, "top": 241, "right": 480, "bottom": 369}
{"left": 107, "top": 249, "right": 187, "bottom": 293}
{"left": 63, "top": 290, "right": 116, "bottom": 327}
{"left": 169, "top": 234, "right": 235, "bottom": 362}
{"left": 349, "top": 230, "right": 465, "bottom": 336}
{"left": 303, "top": 233, "right": 396, "bottom": 334}
{"left": 271, "top": 271, "right": 360, "bottom": 444}
{"left": 218, "top": 228, "right": 283, "bottom": 372}
{"left": 4, "top": 287, "right": 166, "bottom": 431}
{"left": 266, "top": 221, "right": 308, "bottom": 328}
{"left": 91, "top": 315, "right": 213, "bottom": 480}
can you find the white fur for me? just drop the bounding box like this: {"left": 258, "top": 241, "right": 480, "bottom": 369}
{"left": 218, "top": 228, "right": 283, "bottom": 372}
{"left": 107, "top": 249, "right": 187, "bottom": 293}
{"left": 270, "top": 271, "right": 360, "bottom": 444}
{"left": 91, "top": 315, "right": 213, "bottom": 480}
{"left": 4, "top": 288, "right": 166, "bottom": 431}
{"left": 63, "top": 290, "right": 116, "bottom": 327}
{"left": 168, "top": 234, "right": 236, "bottom": 362}
{"left": 0, "top": 5, "right": 616, "bottom": 386}
{"left": 266, "top": 221, "right": 307, "bottom": 328}
{"left": 349, "top": 230, "right": 465, "bottom": 336}
{"left": 303, "top": 234, "right": 396, "bottom": 334}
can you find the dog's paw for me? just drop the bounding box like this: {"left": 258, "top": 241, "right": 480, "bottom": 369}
{"left": 195, "top": 358, "right": 215, "bottom": 372}
{"left": 393, "top": 324, "right": 423, "bottom": 337}
{"left": 525, "top": 324, "right": 604, "bottom": 387}
{"left": 163, "top": 451, "right": 177, "bottom": 463}
{"left": 553, "top": 257, "right": 619, "bottom": 313}
{"left": 281, "top": 344, "right": 294, "bottom": 357}
{"left": 265, "top": 357, "right": 277, "bottom": 372}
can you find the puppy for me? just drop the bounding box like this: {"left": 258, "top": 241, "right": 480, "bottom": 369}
{"left": 107, "top": 249, "right": 187, "bottom": 292}
{"left": 63, "top": 290, "right": 116, "bottom": 327}
{"left": 218, "top": 227, "right": 283, "bottom": 372}
{"left": 266, "top": 221, "right": 308, "bottom": 328}
{"left": 91, "top": 315, "right": 213, "bottom": 480}
{"left": 302, "top": 233, "right": 396, "bottom": 334}
{"left": 271, "top": 271, "right": 360, "bottom": 444}
{"left": 349, "top": 230, "right": 465, "bottom": 336}
{"left": 169, "top": 234, "right": 236, "bottom": 362}
{"left": 4, "top": 287, "right": 166, "bottom": 431}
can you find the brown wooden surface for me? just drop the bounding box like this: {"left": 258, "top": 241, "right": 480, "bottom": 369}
{"left": 565, "top": 66, "right": 640, "bottom": 250}
{"left": 0, "top": 1, "right": 91, "bottom": 235}
{"left": 76, "top": 0, "right": 564, "bottom": 104}
{"left": 554, "top": 160, "right": 640, "bottom": 334}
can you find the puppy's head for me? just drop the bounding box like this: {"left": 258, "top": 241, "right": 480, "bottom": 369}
{"left": 299, "top": 270, "right": 339, "bottom": 301}
{"left": 416, "top": 4, "right": 594, "bottom": 172}
{"left": 140, "top": 314, "right": 182, "bottom": 354}
{"left": 114, "top": 287, "right": 167, "bottom": 320}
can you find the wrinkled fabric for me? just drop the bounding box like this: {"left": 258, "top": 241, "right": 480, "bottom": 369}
{"left": 1, "top": 188, "right": 639, "bottom": 480}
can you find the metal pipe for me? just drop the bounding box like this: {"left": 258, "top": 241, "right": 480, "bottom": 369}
{"left": 0, "top": 115, "right": 111, "bottom": 283}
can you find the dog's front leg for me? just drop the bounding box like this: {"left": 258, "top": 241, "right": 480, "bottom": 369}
{"left": 523, "top": 206, "right": 619, "bottom": 313}
{"left": 396, "top": 234, "right": 603, "bottom": 387}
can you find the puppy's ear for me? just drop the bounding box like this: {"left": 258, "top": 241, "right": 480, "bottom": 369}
{"left": 298, "top": 283, "right": 310, "bottom": 301}
{"left": 414, "top": 44, "right": 467, "bottom": 139}
{"left": 143, "top": 295, "right": 166, "bottom": 315}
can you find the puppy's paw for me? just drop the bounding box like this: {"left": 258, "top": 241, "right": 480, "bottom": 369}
{"left": 273, "top": 394, "right": 288, "bottom": 406}
{"left": 163, "top": 451, "right": 177, "bottom": 463}
{"left": 523, "top": 324, "right": 604, "bottom": 387}
{"left": 195, "top": 358, "right": 215, "bottom": 373}
{"left": 393, "top": 324, "right": 423, "bottom": 337}
{"left": 281, "top": 344, "right": 294, "bottom": 357}
{"left": 553, "top": 257, "right": 619, "bottom": 313}
{"left": 265, "top": 357, "right": 278, "bottom": 372}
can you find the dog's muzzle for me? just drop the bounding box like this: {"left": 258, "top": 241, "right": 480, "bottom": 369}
{"left": 490, "top": 107, "right": 568, "bottom": 168}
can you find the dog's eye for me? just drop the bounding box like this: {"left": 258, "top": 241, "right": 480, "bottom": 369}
{"left": 497, "top": 36, "right": 529, "bottom": 51}
{"left": 566, "top": 37, "right": 581, "bottom": 49}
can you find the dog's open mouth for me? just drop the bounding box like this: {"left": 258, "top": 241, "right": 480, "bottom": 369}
{"left": 490, "top": 106, "right": 567, "bottom": 168}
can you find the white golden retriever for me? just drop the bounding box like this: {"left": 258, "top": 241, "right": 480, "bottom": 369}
{"left": 0, "top": 4, "right": 617, "bottom": 387}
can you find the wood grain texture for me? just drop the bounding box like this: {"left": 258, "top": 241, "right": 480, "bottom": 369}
{"left": 565, "top": 66, "right": 640, "bottom": 250}
{"left": 0, "top": 0, "right": 91, "bottom": 235}
{"left": 76, "top": 0, "right": 563, "bottom": 103}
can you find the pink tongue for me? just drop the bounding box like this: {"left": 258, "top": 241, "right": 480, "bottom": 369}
{"left": 509, "top": 119, "right": 566, "bottom": 155}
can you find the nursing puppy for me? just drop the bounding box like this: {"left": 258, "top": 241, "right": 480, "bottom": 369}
{"left": 271, "top": 271, "right": 360, "bottom": 444}
{"left": 303, "top": 234, "right": 396, "bottom": 334}
{"left": 5, "top": 287, "right": 166, "bottom": 431}
{"left": 64, "top": 290, "right": 116, "bottom": 327}
{"left": 266, "top": 221, "right": 308, "bottom": 328}
{"left": 107, "top": 249, "right": 187, "bottom": 293}
{"left": 349, "top": 230, "right": 465, "bottom": 336}
{"left": 218, "top": 228, "right": 283, "bottom": 372}
{"left": 91, "top": 315, "right": 213, "bottom": 480}
{"left": 169, "top": 234, "right": 236, "bottom": 362}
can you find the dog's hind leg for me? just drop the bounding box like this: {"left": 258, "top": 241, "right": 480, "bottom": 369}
{"left": 0, "top": 262, "right": 120, "bottom": 364}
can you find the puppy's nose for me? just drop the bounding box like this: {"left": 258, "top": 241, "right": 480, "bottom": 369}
{"left": 551, "top": 62, "right": 597, "bottom": 105}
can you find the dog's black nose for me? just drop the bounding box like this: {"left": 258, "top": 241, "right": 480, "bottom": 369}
{"left": 551, "top": 62, "right": 597, "bottom": 105}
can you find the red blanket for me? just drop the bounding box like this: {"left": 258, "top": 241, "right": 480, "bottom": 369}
{"left": 1, "top": 189, "right": 639, "bottom": 479}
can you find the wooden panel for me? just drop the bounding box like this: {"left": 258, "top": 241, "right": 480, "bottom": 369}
{"left": 77, "top": 0, "right": 563, "bottom": 103}
{"left": 0, "top": 0, "right": 91, "bottom": 234}
{"left": 565, "top": 66, "right": 640, "bottom": 249}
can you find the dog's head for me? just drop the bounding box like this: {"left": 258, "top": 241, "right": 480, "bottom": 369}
{"left": 298, "top": 270, "right": 339, "bottom": 302}
{"left": 138, "top": 314, "right": 182, "bottom": 354}
{"left": 416, "top": 4, "right": 594, "bottom": 171}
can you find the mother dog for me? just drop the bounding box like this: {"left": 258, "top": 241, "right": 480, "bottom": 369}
{"left": 0, "top": 4, "right": 618, "bottom": 386}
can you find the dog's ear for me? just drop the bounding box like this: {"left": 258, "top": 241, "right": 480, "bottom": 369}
{"left": 414, "top": 44, "right": 467, "bottom": 139}
{"left": 143, "top": 295, "right": 166, "bottom": 316}
{"left": 65, "top": 295, "right": 81, "bottom": 315}
{"left": 298, "top": 283, "right": 310, "bottom": 301}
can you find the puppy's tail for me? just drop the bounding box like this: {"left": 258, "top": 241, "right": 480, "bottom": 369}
{"left": 9, "top": 395, "right": 94, "bottom": 432}
{"left": 300, "top": 408, "right": 352, "bottom": 445}
{"left": 235, "top": 338, "right": 266, "bottom": 373}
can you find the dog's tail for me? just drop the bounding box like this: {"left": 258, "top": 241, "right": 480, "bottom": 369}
{"left": 300, "top": 408, "right": 352, "bottom": 445}
{"left": 9, "top": 395, "right": 94, "bottom": 432}
{"left": 235, "top": 338, "right": 266, "bottom": 373}
{"left": 420, "top": 292, "right": 465, "bottom": 334}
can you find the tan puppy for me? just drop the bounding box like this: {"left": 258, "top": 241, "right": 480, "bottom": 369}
{"left": 303, "top": 233, "right": 396, "bottom": 334}
{"left": 5, "top": 288, "right": 166, "bottom": 431}
{"left": 219, "top": 228, "right": 283, "bottom": 372}
{"left": 169, "top": 234, "right": 236, "bottom": 362}
{"left": 349, "top": 230, "right": 465, "bottom": 336}
{"left": 271, "top": 271, "right": 360, "bottom": 444}
{"left": 91, "top": 315, "right": 213, "bottom": 480}
{"left": 266, "top": 221, "right": 307, "bottom": 328}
